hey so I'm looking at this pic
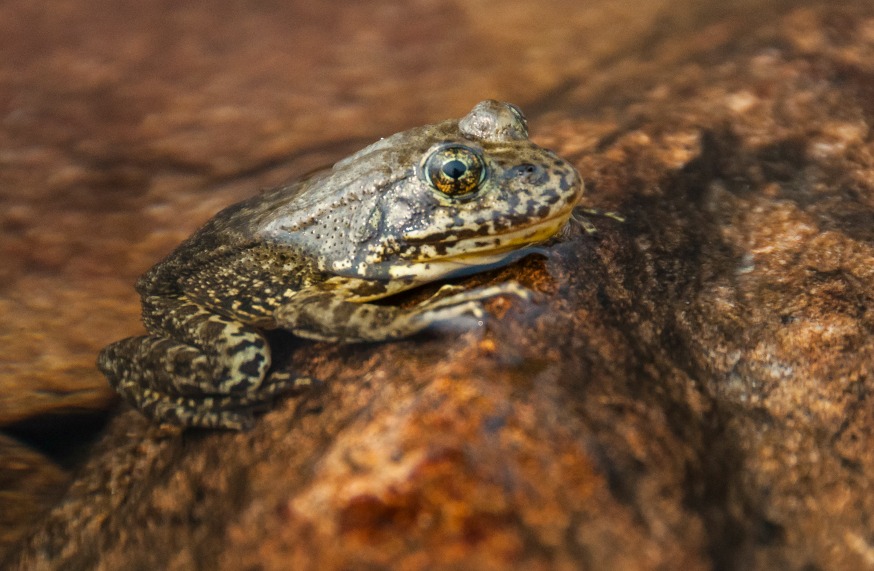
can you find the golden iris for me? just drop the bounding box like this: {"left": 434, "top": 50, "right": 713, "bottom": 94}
{"left": 423, "top": 145, "right": 486, "bottom": 197}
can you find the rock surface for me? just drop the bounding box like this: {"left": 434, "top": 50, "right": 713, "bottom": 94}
{"left": 0, "top": 435, "right": 67, "bottom": 555}
{"left": 3, "top": 0, "right": 874, "bottom": 569}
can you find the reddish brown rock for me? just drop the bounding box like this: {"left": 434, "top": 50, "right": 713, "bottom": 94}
{"left": 3, "top": 0, "right": 874, "bottom": 570}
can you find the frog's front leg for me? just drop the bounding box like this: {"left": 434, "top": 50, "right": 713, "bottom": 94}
{"left": 275, "top": 281, "right": 531, "bottom": 343}
{"left": 98, "top": 297, "right": 309, "bottom": 429}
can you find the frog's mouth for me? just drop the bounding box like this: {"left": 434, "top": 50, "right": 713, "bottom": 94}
{"left": 390, "top": 208, "right": 573, "bottom": 280}
{"left": 444, "top": 213, "right": 568, "bottom": 262}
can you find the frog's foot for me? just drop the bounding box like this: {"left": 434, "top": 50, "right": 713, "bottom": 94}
{"left": 417, "top": 281, "right": 532, "bottom": 311}
{"left": 275, "top": 281, "right": 532, "bottom": 343}
{"left": 98, "top": 327, "right": 312, "bottom": 430}
{"left": 405, "top": 282, "right": 536, "bottom": 335}
{"left": 136, "top": 373, "right": 314, "bottom": 430}
{"left": 134, "top": 389, "right": 257, "bottom": 431}
{"left": 572, "top": 206, "right": 625, "bottom": 234}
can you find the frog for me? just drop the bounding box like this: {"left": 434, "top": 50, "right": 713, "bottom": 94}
{"left": 98, "top": 100, "right": 584, "bottom": 430}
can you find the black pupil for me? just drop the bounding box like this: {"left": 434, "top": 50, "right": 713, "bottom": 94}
{"left": 442, "top": 159, "right": 467, "bottom": 179}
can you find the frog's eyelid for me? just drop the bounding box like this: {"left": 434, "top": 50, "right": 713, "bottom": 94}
{"left": 419, "top": 142, "right": 485, "bottom": 171}
{"left": 423, "top": 140, "right": 484, "bottom": 155}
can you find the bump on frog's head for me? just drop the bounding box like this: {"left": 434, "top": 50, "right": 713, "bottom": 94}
{"left": 458, "top": 100, "right": 529, "bottom": 142}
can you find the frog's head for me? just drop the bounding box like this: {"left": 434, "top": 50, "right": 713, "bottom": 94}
{"left": 267, "top": 100, "right": 583, "bottom": 285}
{"left": 356, "top": 100, "right": 584, "bottom": 283}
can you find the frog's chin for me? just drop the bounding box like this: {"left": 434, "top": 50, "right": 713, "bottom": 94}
{"left": 388, "top": 211, "right": 572, "bottom": 281}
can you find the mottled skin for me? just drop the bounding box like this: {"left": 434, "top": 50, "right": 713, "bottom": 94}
{"left": 98, "top": 101, "right": 583, "bottom": 429}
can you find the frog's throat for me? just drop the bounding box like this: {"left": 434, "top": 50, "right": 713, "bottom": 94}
{"left": 387, "top": 210, "right": 572, "bottom": 280}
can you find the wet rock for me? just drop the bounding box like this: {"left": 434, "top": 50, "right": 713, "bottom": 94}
{"left": 3, "top": 0, "right": 874, "bottom": 570}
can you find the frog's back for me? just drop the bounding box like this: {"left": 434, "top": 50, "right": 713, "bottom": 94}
{"left": 136, "top": 177, "right": 323, "bottom": 299}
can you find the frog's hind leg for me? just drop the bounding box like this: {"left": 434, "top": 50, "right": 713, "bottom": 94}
{"left": 98, "top": 297, "right": 311, "bottom": 429}
{"left": 99, "top": 334, "right": 312, "bottom": 429}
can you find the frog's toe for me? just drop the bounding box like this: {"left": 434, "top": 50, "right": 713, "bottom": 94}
{"left": 126, "top": 388, "right": 255, "bottom": 430}
{"left": 196, "top": 410, "right": 255, "bottom": 431}
{"left": 262, "top": 372, "right": 317, "bottom": 394}
{"left": 410, "top": 300, "right": 486, "bottom": 332}
{"left": 417, "top": 281, "right": 532, "bottom": 312}
{"left": 571, "top": 206, "right": 625, "bottom": 234}
{"left": 423, "top": 312, "right": 487, "bottom": 335}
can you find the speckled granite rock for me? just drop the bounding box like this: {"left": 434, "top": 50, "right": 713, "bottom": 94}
{"left": 3, "top": 0, "right": 874, "bottom": 569}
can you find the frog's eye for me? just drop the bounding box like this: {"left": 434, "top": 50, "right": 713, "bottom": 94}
{"left": 423, "top": 144, "right": 486, "bottom": 198}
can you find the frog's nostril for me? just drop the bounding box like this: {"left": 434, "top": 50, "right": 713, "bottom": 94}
{"left": 509, "top": 163, "right": 546, "bottom": 183}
